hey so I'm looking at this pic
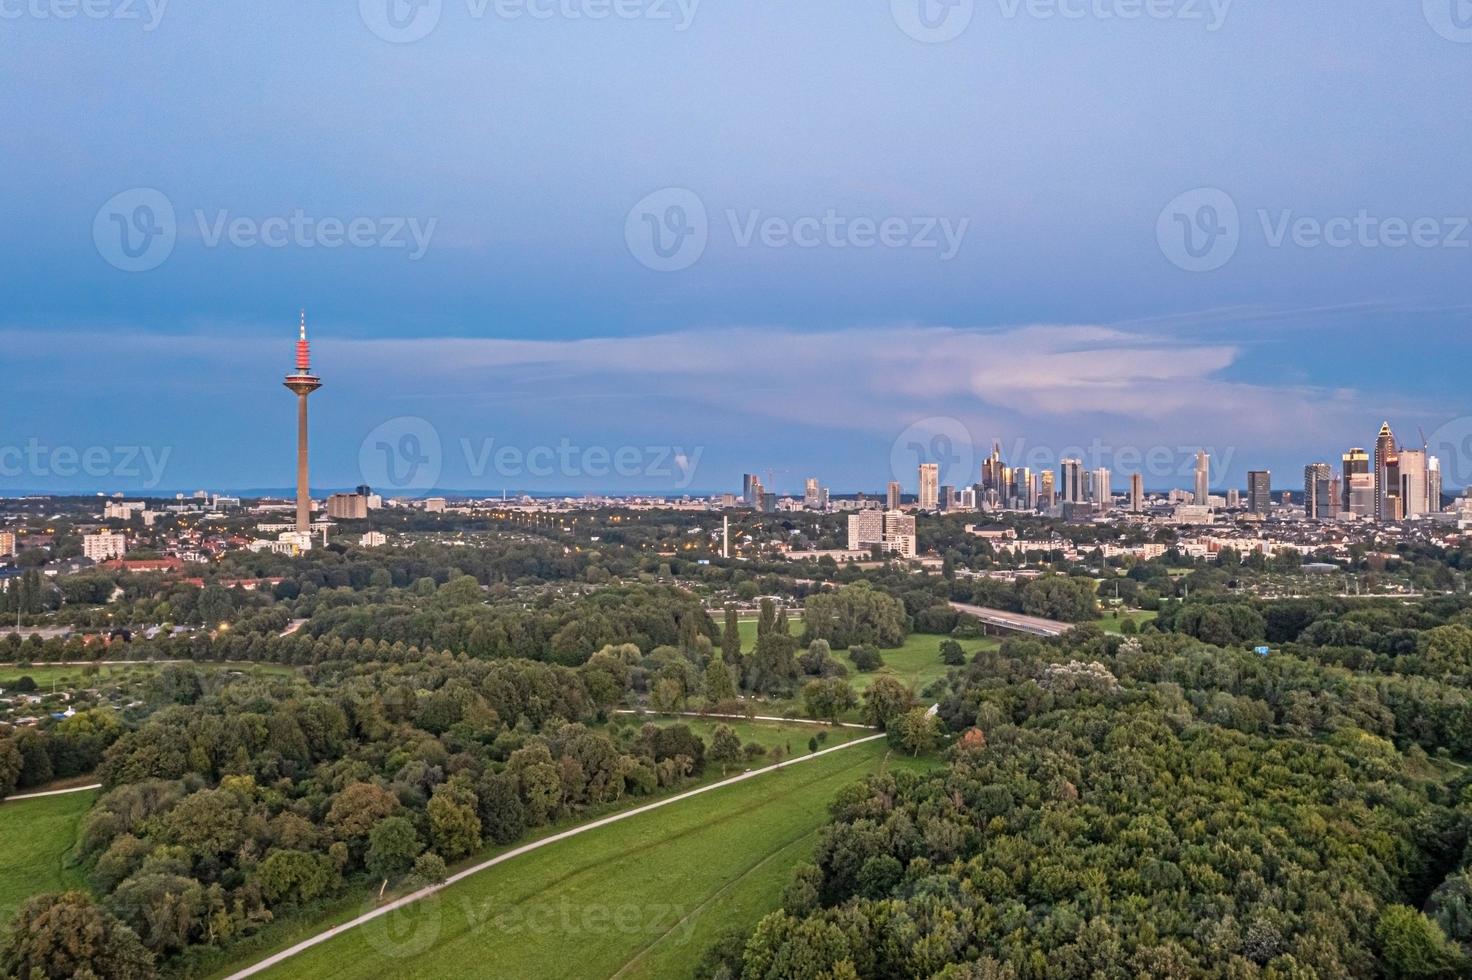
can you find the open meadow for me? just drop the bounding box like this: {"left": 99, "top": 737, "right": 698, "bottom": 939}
{"left": 0, "top": 789, "right": 96, "bottom": 922}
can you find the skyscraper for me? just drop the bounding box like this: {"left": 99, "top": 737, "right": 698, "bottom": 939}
{"left": 1342, "top": 447, "right": 1369, "bottom": 514}
{"left": 980, "top": 442, "right": 1005, "bottom": 493}
{"left": 1374, "top": 422, "right": 1396, "bottom": 520}
{"left": 1038, "top": 470, "right": 1055, "bottom": 509}
{"left": 1398, "top": 448, "right": 1428, "bottom": 518}
{"left": 282, "top": 312, "right": 322, "bottom": 541}
{"left": 1194, "top": 451, "right": 1210, "bottom": 506}
{"left": 1247, "top": 470, "right": 1272, "bottom": 515}
{"left": 804, "top": 478, "right": 821, "bottom": 510}
{"left": 886, "top": 481, "right": 902, "bottom": 511}
{"left": 742, "top": 474, "right": 761, "bottom": 507}
{"left": 1429, "top": 456, "right": 1443, "bottom": 513}
{"left": 918, "top": 463, "right": 939, "bottom": 511}
{"left": 1012, "top": 467, "right": 1033, "bottom": 510}
{"left": 1060, "top": 458, "right": 1084, "bottom": 504}
{"left": 1129, "top": 473, "right": 1144, "bottom": 513}
{"left": 1304, "top": 463, "right": 1332, "bottom": 520}
{"left": 1091, "top": 467, "right": 1112, "bottom": 510}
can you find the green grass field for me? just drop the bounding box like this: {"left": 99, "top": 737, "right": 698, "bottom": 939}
{"left": 0, "top": 790, "right": 96, "bottom": 922}
{"left": 735, "top": 619, "right": 998, "bottom": 697}
{"left": 1096, "top": 610, "right": 1159, "bottom": 634}
{"left": 238, "top": 740, "right": 925, "bottom": 980}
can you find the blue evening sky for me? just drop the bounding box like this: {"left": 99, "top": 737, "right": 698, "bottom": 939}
{"left": 3, "top": 0, "right": 1470, "bottom": 495}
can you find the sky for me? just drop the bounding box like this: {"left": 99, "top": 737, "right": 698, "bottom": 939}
{"left": 3, "top": 0, "right": 1472, "bottom": 496}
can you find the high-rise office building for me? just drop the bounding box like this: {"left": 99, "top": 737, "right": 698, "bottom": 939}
{"left": 1013, "top": 467, "right": 1033, "bottom": 510}
{"left": 1374, "top": 422, "right": 1396, "bottom": 520}
{"left": 1247, "top": 470, "right": 1272, "bottom": 515}
{"left": 1060, "top": 458, "right": 1084, "bottom": 504}
{"left": 1429, "top": 456, "right": 1443, "bottom": 512}
{"left": 1226, "top": 488, "right": 1241, "bottom": 509}
{"left": 1342, "top": 447, "right": 1370, "bottom": 514}
{"left": 918, "top": 463, "right": 940, "bottom": 511}
{"left": 1304, "top": 463, "right": 1332, "bottom": 520}
{"left": 804, "top": 478, "right": 822, "bottom": 510}
{"left": 1129, "top": 473, "right": 1144, "bottom": 513}
{"left": 980, "top": 442, "right": 1005, "bottom": 493}
{"left": 1348, "top": 473, "right": 1375, "bottom": 516}
{"left": 742, "top": 474, "right": 761, "bottom": 507}
{"left": 1194, "top": 451, "right": 1210, "bottom": 506}
{"left": 1091, "top": 467, "right": 1112, "bottom": 510}
{"left": 886, "top": 481, "right": 902, "bottom": 511}
{"left": 1039, "top": 471, "right": 1055, "bottom": 509}
{"left": 1399, "top": 448, "right": 1428, "bottom": 518}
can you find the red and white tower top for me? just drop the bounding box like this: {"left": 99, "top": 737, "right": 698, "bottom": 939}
{"left": 284, "top": 310, "right": 322, "bottom": 394}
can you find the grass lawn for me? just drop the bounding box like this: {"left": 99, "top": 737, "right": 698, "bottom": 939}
{"left": 0, "top": 789, "right": 96, "bottom": 922}
{"left": 736, "top": 619, "right": 998, "bottom": 698}
{"left": 1096, "top": 610, "right": 1159, "bottom": 635}
{"left": 842, "top": 633, "right": 1000, "bottom": 696}
{"left": 236, "top": 741, "right": 930, "bottom": 980}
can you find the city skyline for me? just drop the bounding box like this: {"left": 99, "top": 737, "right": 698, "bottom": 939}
{"left": 4, "top": 4, "right": 1472, "bottom": 496}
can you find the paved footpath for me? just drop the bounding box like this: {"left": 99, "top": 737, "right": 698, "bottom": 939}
{"left": 2, "top": 783, "right": 102, "bottom": 803}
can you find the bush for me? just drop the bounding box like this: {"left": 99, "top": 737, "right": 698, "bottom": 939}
{"left": 849, "top": 646, "right": 884, "bottom": 672}
{"left": 409, "top": 852, "right": 448, "bottom": 887}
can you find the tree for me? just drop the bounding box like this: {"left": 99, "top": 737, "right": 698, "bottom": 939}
{"left": 703, "top": 659, "right": 737, "bottom": 704}
{"left": 940, "top": 639, "right": 966, "bottom": 666}
{"left": 893, "top": 707, "right": 941, "bottom": 756}
{"left": 863, "top": 676, "right": 914, "bottom": 729}
{"left": 0, "top": 891, "right": 153, "bottom": 980}
{"left": 757, "top": 598, "right": 776, "bottom": 639}
{"left": 1020, "top": 576, "right": 1099, "bottom": 622}
{"left": 427, "top": 781, "right": 481, "bottom": 862}
{"left": 476, "top": 771, "right": 526, "bottom": 846}
{"left": 256, "top": 850, "right": 340, "bottom": 906}
{"left": 848, "top": 646, "right": 884, "bottom": 672}
{"left": 366, "top": 816, "right": 423, "bottom": 881}
{"left": 802, "top": 678, "right": 857, "bottom": 724}
{"left": 0, "top": 737, "right": 21, "bottom": 798}
{"left": 723, "top": 606, "right": 742, "bottom": 664}
{"left": 1376, "top": 904, "right": 1467, "bottom": 978}
{"left": 410, "top": 852, "right": 448, "bottom": 887}
{"left": 710, "top": 724, "right": 743, "bottom": 774}
{"left": 327, "top": 782, "right": 399, "bottom": 845}
{"left": 802, "top": 583, "right": 907, "bottom": 649}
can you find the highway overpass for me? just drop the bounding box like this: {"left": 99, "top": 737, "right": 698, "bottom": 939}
{"left": 948, "top": 602, "right": 1073, "bottom": 638}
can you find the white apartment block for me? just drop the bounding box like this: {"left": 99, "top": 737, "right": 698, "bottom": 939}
{"left": 83, "top": 532, "right": 128, "bottom": 562}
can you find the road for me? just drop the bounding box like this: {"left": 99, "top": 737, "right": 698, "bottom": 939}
{"left": 948, "top": 602, "right": 1073, "bottom": 637}
{"left": 223, "top": 731, "right": 888, "bottom": 979}
{"left": 614, "top": 709, "right": 877, "bottom": 730}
